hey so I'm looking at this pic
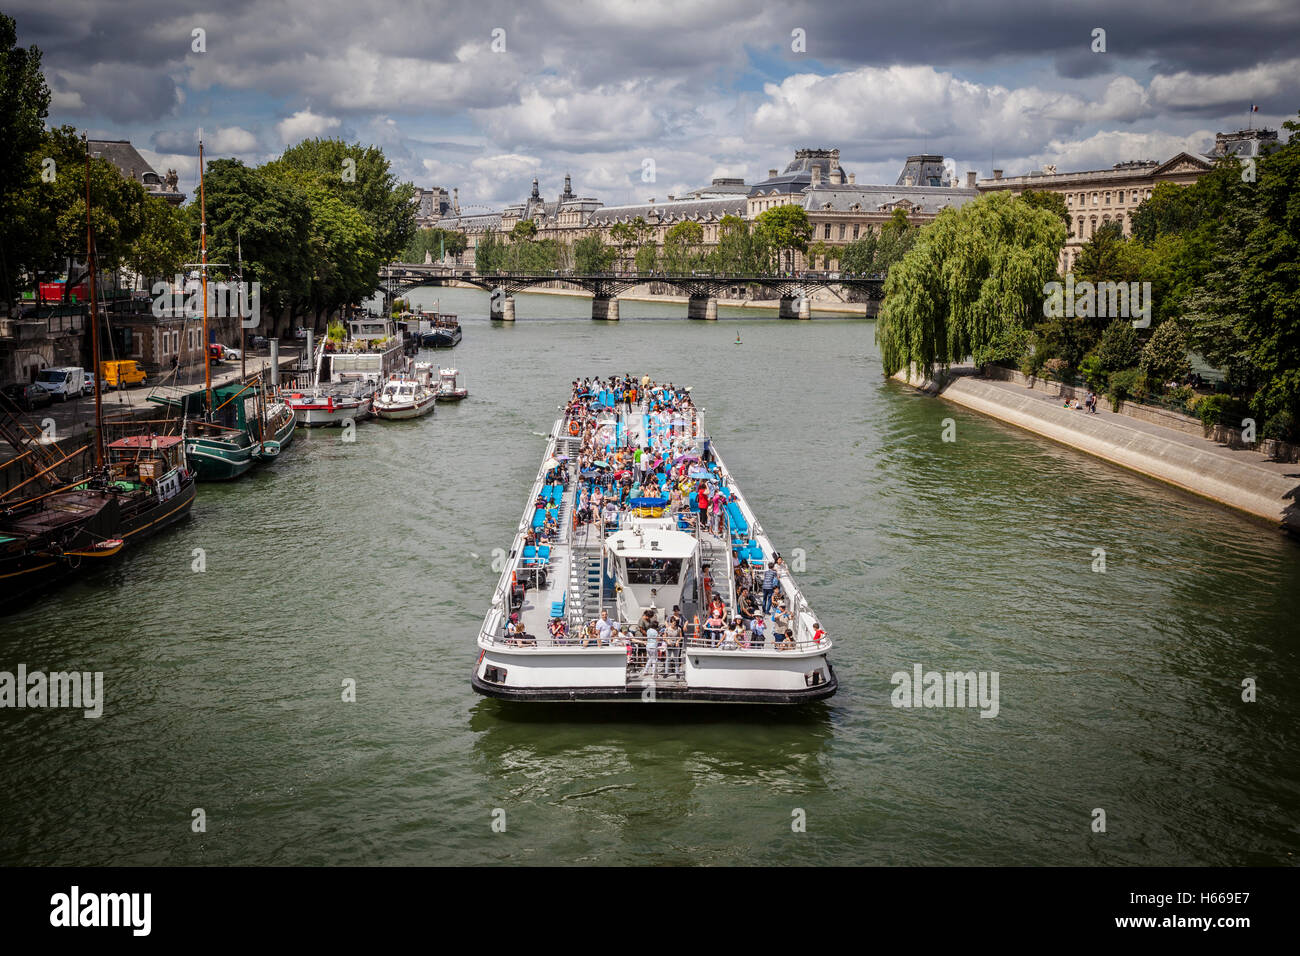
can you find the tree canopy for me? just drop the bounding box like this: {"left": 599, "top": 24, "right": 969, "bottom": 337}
{"left": 875, "top": 191, "right": 1067, "bottom": 378}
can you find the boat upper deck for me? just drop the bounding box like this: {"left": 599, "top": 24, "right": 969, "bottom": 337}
{"left": 478, "top": 378, "right": 832, "bottom": 679}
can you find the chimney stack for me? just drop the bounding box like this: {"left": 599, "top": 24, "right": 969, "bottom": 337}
{"left": 811, "top": 166, "right": 821, "bottom": 186}
{"left": 904, "top": 175, "right": 914, "bottom": 187}
{"left": 768, "top": 169, "right": 777, "bottom": 178}
{"left": 848, "top": 172, "right": 856, "bottom": 184}
{"left": 993, "top": 169, "right": 1003, "bottom": 180}
{"left": 830, "top": 167, "right": 842, "bottom": 185}
{"left": 966, "top": 171, "right": 977, "bottom": 188}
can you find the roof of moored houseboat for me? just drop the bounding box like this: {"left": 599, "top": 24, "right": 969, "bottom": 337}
{"left": 109, "top": 436, "right": 184, "bottom": 449}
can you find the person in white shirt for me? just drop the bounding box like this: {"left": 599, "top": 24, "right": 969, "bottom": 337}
{"left": 595, "top": 610, "right": 613, "bottom": 646}
{"left": 720, "top": 623, "right": 739, "bottom": 650}
{"left": 641, "top": 626, "right": 661, "bottom": 677}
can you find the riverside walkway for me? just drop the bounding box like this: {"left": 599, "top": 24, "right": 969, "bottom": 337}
{"left": 897, "top": 366, "right": 1300, "bottom": 533}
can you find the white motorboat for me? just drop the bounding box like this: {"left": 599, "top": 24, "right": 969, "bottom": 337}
{"left": 435, "top": 367, "right": 468, "bottom": 402}
{"left": 373, "top": 371, "right": 437, "bottom": 420}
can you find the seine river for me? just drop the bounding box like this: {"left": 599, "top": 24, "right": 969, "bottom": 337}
{"left": 2, "top": 286, "right": 1298, "bottom": 866}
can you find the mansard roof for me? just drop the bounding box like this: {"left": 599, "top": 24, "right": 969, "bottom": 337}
{"left": 800, "top": 183, "right": 979, "bottom": 215}
{"left": 588, "top": 197, "right": 745, "bottom": 225}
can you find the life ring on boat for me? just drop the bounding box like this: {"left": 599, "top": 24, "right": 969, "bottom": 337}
{"left": 569, "top": 420, "right": 580, "bottom": 436}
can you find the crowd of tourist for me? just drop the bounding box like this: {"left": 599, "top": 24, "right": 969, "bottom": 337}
{"left": 502, "top": 375, "right": 830, "bottom": 658}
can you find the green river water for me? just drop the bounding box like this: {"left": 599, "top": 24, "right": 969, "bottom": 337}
{"left": 2, "top": 286, "right": 1298, "bottom": 866}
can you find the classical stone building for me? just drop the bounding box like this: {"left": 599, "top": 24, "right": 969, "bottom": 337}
{"left": 432, "top": 148, "right": 977, "bottom": 272}
{"left": 976, "top": 152, "right": 1214, "bottom": 272}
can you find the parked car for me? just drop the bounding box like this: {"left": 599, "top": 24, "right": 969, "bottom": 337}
{"left": 221, "top": 346, "right": 242, "bottom": 360}
{"left": 2, "top": 382, "right": 54, "bottom": 411}
{"left": 34, "top": 366, "right": 85, "bottom": 402}
{"left": 250, "top": 335, "right": 268, "bottom": 350}
{"left": 293, "top": 327, "right": 309, "bottom": 340}
{"left": 83, "top": 371, "right": 105, "bottom": 394}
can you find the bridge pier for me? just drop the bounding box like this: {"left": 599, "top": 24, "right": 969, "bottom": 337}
{"left": 592, "top": 297, "right": 619, "bottom": 321}
{"left": 490, "top": 295, "right": 515, "bottom": 321}
{"left": 779, "top": 295, "right": 811, "bottom": 320}
{"left": 687, "top": 296, "right": 717, "bottom": 321}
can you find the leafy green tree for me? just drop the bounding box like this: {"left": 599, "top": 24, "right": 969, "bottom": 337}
{"left": 875, "top": 191, "right": 1067, "bottom": 378}
{"left": 20, "top": 126, "right": 150, "bottom": 298}
{"left": 202, "top": 158, "right": 312, "bottom": 330}
{"left": 403, "top": 227, "right": 466, "bottom": 263}
{"left": 509, "top": 218, "right": 538, "bottom": 244}
{"left": 573, "top": 233, "right": 615, "bottom": 273}
{"left": 1019, "top": 189, "right": 1071, "bottom": 233}
{"left": 806, "top": 240, "right": 830, "bottom": 270}
{"left": 0, "top": 13, "right": 50, "bottom": 307}
{"left": 126, "top": 195, "right": 191, "bottom": 282}
{"left": 1184, "top": 113, "right": 1300, "bottom": 438}
{"left": 662, "top": 220, "right": 704, "bottom": 274}
{"left": 754, "top": 204, "right": 811, "bottom": 272}
{"left": 274, "top": 138, "right": 416, "bottom": 262}
{"left": 1094, "top": 319, "right": 1142, "bottom": 372}
{"left": 1139, "top": 319, "right": 1192, "bottom": 386}
{"left": 634, "top": 241, "right": 657, "bottom": 274}
{"left": 838, "top": 232, "right": 879, "bottom": 275}
{"left": 475, "top": 230, "right": 505, "bottom": 273}
{"left": 609, "top": 217, "right": 651, "bottom": 268}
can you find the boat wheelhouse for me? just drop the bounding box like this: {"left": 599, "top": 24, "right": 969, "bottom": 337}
{"left": 435, "top": 367, "right": 468, "bottom": 402}
{"left": 150, "top": 376, "right": 288, "bottom": 480}
{"left": 409, "top": 310, "right": 461, "bottom": 349}
{"left": 471, "top": 380, "right": 836, "bottom": 704}
{"left": 286, "top": 318, "right": 407, "bottom": 426}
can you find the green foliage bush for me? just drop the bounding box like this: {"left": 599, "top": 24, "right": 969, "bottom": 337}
{"left": 1196, "top": 393, "right": 1250, "bottom": 427}
{"left": 973, "top": 326, "right": 1032, "bottom": 370}
{"left": 1095, "top": 320, "right": 1142, "bottom": 372}
{"left": 1107, "top": 368, "right": 1147, "bottom": 409}
{"left": 1139, "top": 320, "right": 1192, "bottom": 386}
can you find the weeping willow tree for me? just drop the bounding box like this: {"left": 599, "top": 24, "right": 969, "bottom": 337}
{"left": 876, "top": 191, "right": 1066, "bottom": 379}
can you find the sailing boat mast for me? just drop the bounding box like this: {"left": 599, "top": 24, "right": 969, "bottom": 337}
{"left": 237, "top": 231, "right": 246, "bottom": 381}
{"left": 84, "top": 136, "right": 104, "bottom": 469}
{"left": 199, "top": 140, "right": 211, "bottom": 415}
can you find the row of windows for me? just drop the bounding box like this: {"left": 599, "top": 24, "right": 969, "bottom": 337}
{"left": 1065, "top": 187, "right": 1154, "bottom": 208}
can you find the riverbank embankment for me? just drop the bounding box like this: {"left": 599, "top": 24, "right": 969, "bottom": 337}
{"left": 893, "top": 366, "right": 1300, "bottom": 534}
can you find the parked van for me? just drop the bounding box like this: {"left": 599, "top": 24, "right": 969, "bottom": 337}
{"left": 101, "top": 359, "right": 146, "bottom": 389}
{"left": 34, "top": 366, "right": 85, "bottom": 401}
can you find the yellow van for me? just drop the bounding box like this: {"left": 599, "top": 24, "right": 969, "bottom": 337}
{"left": 101, "top": 359, "right": 146, "bottom": 389}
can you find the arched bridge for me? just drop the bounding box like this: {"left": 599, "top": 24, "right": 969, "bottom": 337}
{"left": 378, "top": 264, "right": 884, "bottom": 320}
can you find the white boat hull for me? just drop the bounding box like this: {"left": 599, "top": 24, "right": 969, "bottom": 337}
{"left": 374, "top": 394, "right": 436, "bottom": 420}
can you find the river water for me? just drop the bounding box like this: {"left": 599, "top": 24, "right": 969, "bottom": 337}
{"left": 2, "top": 286, "right": 1298, "bottom": 866}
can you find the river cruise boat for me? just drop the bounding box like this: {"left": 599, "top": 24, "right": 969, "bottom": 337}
{"left": 471, "top": 380, "right": 836, "bottom": 703}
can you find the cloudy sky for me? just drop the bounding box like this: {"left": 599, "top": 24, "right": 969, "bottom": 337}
{"left": 12, "top": 0, "right": 1299, "bottom": 209}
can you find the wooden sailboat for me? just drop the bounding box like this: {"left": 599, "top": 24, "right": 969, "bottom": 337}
{"left": 149, "top": 141, "right": 292, "bottom": 479}
{"left": 0, "top": 137, "right": 197, "bottom": 612}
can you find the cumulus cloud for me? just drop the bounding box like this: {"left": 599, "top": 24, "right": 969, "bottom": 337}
{"left": 276, "top": 109, "right": 341, "bottom": 145}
